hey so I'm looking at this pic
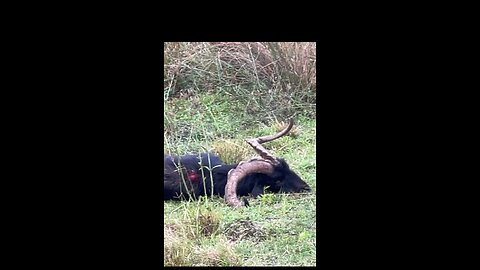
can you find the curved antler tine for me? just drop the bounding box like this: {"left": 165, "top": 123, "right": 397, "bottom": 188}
{"left": 245, "top": 118, "right": 294, "bottom": 164}
{"left": 224, "top": 160, "right": 274, "bottom": 208}
{"left": 256, "top": 118, "right": 294, "bottom": 144}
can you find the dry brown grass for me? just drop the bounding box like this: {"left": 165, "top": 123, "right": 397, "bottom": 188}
{"left": 164, "top": 207, "right": 241, "bottom": 266}
{"left": 192, "top": 241, "right": 241, "bottom": 266}
{"left": 211, "top": 139, "right": 254, "bottom": 164}
{"left": 164, "top": 224, "right": 190, "bottom": 266}
{"left": 164, "top": 42, "right": 315, "bottom": 91}
{"left": 164, "top": 42, "right": 316, "bottom": 118}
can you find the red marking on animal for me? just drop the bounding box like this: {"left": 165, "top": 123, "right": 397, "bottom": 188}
{"left": 187, "top": 170, "right": 199, "bottom": 182}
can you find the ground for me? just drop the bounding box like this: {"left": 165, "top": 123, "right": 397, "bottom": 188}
{"left": 163, "top": 93, "right": 316, "bottom": 266}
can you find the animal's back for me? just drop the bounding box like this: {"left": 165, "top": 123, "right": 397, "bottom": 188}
{"left": 164, "top": 153, "right": 224, "bottom": 169}
{"left": 163, "top": 153, "right": 227, "bottom": 199}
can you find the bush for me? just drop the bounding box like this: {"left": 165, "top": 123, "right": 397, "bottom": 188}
{"left": 164, "top": 42, "right": 316, "bottom": 119}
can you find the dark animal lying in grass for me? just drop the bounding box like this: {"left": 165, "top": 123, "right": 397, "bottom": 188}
{"left": 163, "top": 152, "right": 311, "bottom": 200}
{"left": 163, "top": 119, "right": 311, "bottom": 207}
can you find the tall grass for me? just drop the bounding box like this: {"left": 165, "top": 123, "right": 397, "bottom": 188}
{"left": 164, "top": 42, "right": 316, "bottom": 119}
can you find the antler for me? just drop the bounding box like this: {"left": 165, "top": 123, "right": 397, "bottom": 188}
{"left": 245, "top": 119, "right": 293, "bottom": 165}
{"left": 225, "top": 119, "right": 294, "bottom": 208}
{"left": 224, "top": 160, "right": 274, "bottom": 208}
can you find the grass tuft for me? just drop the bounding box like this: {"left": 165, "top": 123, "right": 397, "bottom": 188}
{"left": 211, "top": 139, "right": 253, "bottom": 164}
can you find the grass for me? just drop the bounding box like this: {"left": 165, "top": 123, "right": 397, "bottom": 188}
{"left": 164, "top": 42, "right": 316, "bottom": 119}
{"left": 164, "top": 42, "right": 316, "bottom": 266}
{"left": 163, "top": 94, "right": 316, "bottom": 266}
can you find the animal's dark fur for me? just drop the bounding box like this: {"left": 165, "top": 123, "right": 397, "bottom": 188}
{"left": 164, "top": 153, "right": 311, "bottom": 200}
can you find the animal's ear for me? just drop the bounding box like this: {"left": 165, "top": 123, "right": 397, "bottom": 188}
{"left": 269, "top": 159, "right": 291, "bottom": 179}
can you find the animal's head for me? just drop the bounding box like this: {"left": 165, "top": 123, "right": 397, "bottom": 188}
{"left": 224, "top": 118, "right": 313, "bottom": 208}
{"left": 266, "top": 159, "right": 311, "bottom": 193}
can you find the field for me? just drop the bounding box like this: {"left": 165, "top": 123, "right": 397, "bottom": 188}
{"left": 163, "top": 42, "right": 317, "bottom": 266}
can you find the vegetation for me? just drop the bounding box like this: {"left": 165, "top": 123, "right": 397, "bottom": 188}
{"left": 164, "top": 42, "right": 316, "bottom": 266}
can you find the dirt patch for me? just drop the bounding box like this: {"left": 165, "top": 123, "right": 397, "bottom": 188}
{"left": 224, "top": 218, "right": 267, "bottom": 242}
